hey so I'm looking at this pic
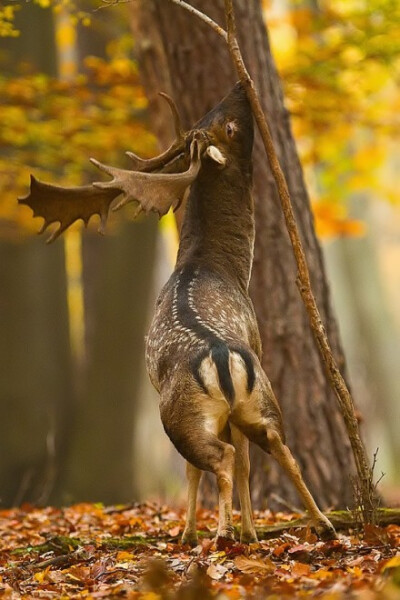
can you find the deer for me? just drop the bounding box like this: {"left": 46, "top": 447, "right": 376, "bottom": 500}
{"left": 20, "top": 82, "right": 336, "bottom": 544}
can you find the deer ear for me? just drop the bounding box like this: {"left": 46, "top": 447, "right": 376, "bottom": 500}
{"left": 206, "top": 145, "right": 227, "bottom": 166}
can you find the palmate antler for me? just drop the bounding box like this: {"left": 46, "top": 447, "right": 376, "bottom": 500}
{"left": 18, "top": 94, "right": 201, "bottom": 243}
{"left": 90, "top": 137, "right": 201, "bottom": 218}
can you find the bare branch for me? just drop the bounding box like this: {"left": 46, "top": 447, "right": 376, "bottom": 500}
{"left": 167, "top": 0, "right": 227, "bottom": 41}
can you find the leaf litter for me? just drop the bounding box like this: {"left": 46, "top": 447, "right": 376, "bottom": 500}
{"left": 0, "top": 502, "right": 399, "bottom": 598}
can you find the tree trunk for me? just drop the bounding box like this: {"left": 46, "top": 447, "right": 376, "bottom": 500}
{"left": 0, "top": 238, "right": 73, "bottom": 507}
{"left": 131, "top": 0, "right": 356, "bottom": 508}
{"left": 62, "top": 219, "right": 157, "bottom": 504}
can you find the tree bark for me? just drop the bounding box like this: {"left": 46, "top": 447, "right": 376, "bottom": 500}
{"left": 131, "top": 0, "right": 356, "bottom": 508}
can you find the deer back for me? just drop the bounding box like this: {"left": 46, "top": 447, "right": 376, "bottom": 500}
{"left": 145, "top": 84, "right": 261, "bottom": 399}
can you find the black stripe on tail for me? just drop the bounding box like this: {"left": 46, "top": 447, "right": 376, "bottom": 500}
{"left": 191, "top": 343, "right": 256, "bottom": 403}
{"left": 211, "top": 343, "right": 235, "bottom": 403}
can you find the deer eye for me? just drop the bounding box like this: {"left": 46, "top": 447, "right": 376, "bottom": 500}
{"left": 226, "top": 122, "right": 236, "bottom": 137}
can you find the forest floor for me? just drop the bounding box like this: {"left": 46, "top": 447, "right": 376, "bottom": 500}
{"left": 0, "top": 502, "right": 399, "bottom": 599}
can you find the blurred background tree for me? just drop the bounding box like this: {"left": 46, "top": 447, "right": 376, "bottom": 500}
{"left": 0, "top": 0, "right": 398, "bottom": 508}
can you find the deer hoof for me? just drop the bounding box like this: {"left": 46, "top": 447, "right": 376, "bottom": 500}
{"left": 240, "top": 530, "right": 258, "bottom": 544}
{"left": 315, "top": 517, "right": 337, "bottom": 540}
{"left": 181, "top": 530, "right": 198, "bottom": 547}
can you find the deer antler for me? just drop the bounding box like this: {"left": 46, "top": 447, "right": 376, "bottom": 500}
{"left": 18, "top": 92, "right": 208, "bottom": 242}
{"left": 19, "top": 138, "right": 203, "bottom": 243}
{"left": 126, "top": 93, "right": 187, "bottom": 172}
{"left": 91, "top": 137, "right": 202, "bottom": 218}
{"left": 18, "top": 177, "right": 120, "bottom": 243}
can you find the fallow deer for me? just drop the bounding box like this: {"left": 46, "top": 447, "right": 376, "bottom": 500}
{"left": 20, "top": 83, "right": 336, "bottom": 544}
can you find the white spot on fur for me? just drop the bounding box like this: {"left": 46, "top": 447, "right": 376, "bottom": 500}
{"left": 229, "top": 352, "right": 249, "bottom": 403}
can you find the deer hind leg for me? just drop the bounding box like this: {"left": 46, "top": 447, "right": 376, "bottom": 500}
{"left": 214, "top": 440, "right": 236, "bottom": 541}
{"left": 230, "top": 424, "right": 257, "bottom": 543}
{"left": 187, "top": 435, "right": 235, "bottom": 542}
{"left": 182, "top": 462, "right": 202, "bottom": 546}
{"left": 231, "top": 372, "right": 336, "bottom": 540}
{"left": 163, "top": 421, "right": 235, "bottom": 544}
{"left": 266, "top": 429, "right": 336, "bottom": 540}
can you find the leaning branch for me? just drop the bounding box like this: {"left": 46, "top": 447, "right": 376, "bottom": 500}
{"left": 167, "top": 0, "right": 375, "bottom": 522}
{"left": 166, "top": 0, "right": 227, "bottom": 41}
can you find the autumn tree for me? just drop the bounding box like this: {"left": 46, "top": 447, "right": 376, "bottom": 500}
{"left": 0, "top": 6, "right": 159, "bottom": 505}
{"left": 0, "top": 6, "right": 74, "bottom": 507}
{"left": 131, "top": 0, "right": 356, "bottom": 509}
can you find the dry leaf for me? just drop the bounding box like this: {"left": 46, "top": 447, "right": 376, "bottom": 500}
{"left": 382, "top": 554, "right": 400, "bottom": 572}
{"left": 234, "top": 555, "right": 275, "bottom": 574}
{"left": 291, "top": 562, "right": 311, "bottom": 577}
{"left": 206, "top": 562, "right": 228, "bottom": 580}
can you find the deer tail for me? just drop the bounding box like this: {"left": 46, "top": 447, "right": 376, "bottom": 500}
{"left": 192, "top": 342, "right": 256, "bottom": 404}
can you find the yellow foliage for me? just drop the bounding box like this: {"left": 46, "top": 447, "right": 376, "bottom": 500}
{"left": 56, "top": 22, "right": 77, "bottom": 48}
{"left": 33, "top": 566, "right": 51, "bottom": 583}
{"left": 0, "top": 58, "right": 156, "bottom": 238}
{"left": 266, "top": 0, "right": 400, "bottom": 237}
{"left": 0, "top": 0, "right": 399, "bottom": 241}
{"left": 0, "top": 6, "right": 20, "bottom": 37}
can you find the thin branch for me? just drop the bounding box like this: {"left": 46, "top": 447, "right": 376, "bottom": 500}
{"left": 164, "top": 0, "right": 227, "bottom": 41}
{"left": 96, "top": 0, "right": 132, "bottom": 10}
{"left": 99, "top": 0, "right": 227, "bottom": 40}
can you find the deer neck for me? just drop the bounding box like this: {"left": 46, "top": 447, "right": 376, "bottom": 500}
{"left": 176, "top": 164, "right": 254, "bottom": 291}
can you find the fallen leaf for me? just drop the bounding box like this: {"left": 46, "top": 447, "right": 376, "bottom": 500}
{"left": 382, "top": 554, "right": 400, "bottom": 572}
{"left": 291, "top": 562, "right": 311, "bottom": 577}
{"left": 34, "top": 566, "right": 51, "bottom": 583}
{"left": 206, "top": 562, "right": 228, "bottom": 580}
{"left": 216, "top": 536, "right": 236, "bottom": 552}
{"left": 116, "top": 551, "right": 134, "bottom": 561}
{"left": 310, "top": 567, "right": 334, "bottom": 580}
{"left": 273, "top": 542, "right": 291, "bottom": 557}
{"left": 288, "top": 544, "right": 313, "bottom": 563}
{"left": 364, "top": 524, "right": 388, "bottom": 545}
{"left": 234, "top": 555, "right": 275, "bottom": 574}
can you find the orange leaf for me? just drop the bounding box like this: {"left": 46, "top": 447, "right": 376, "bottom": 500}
{"left": 116, "top": 551, "right": 134, "bottom": 561}
{"left": 292, "top": 562, "right": 311, "bottom": 577}
{"left": 234, "top": 555, "right": 275, "bottom": 574}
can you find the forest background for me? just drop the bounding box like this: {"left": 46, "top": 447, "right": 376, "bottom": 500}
{"left": 0, "top": 0, "right": 399, "bottom": 510}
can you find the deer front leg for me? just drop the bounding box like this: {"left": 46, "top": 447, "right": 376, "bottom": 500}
{"left": 182, "top": 462, "right": 202, "bottom": 546}
{"left": 267, "top": 430, "right": 337, "bottom": 540}
{"left": 230, "top": 424, "right": 257, "bottom": 543}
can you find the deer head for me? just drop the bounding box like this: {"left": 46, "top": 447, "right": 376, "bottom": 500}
{"left": 19, "top": 83, "right": 250, "bottom": 243}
